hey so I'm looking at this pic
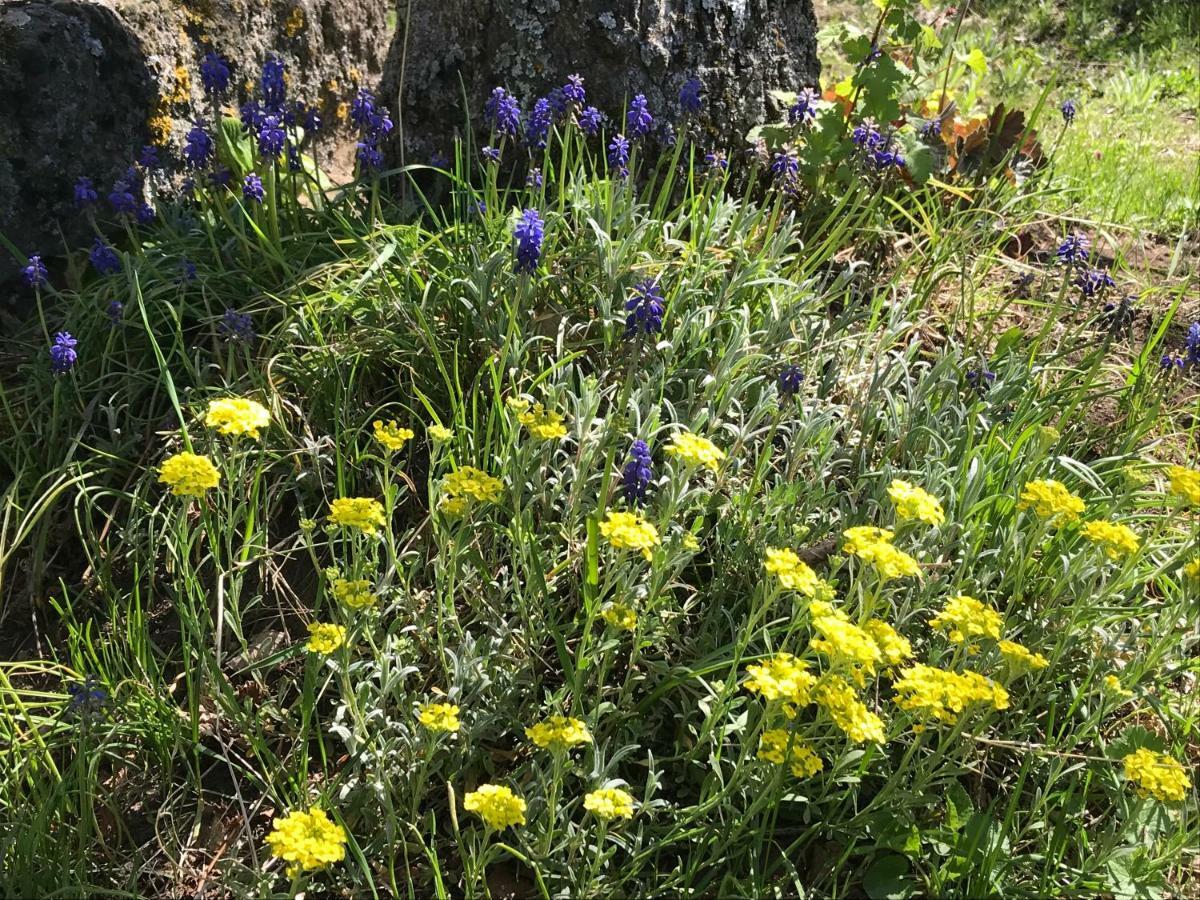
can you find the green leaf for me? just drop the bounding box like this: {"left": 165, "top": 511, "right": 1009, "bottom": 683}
{"left": 864, "top": 854, "right": 913, "bottom": 900}
{"left": 964, "top": 48, "right": 988, "bottom": 76}
{"left": 895, "top": 131, "right": 935, "bottom": 184}
{"left": 993, "top": 326, "right": 1026, "bottom": 358}
{"left": 744, "top": 123, "right": 796, "bottom": 150}
{"left": 945, "top": 781, "right": 973, "bottom": 832}
{"left": 769, "top": 89, "right": 799, "bottom": 108}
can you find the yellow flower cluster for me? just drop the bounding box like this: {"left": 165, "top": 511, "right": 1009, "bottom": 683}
{"left": 864, "top": 620, "right": 913, "bottom": 667}
{"left": 764, "top": 547, "right": 820, "bottom": 595}
{"left": 332, "top": 577, "right": 377, "bottom": 609}
{"left": 428, "top": 423, "right": 454, "bottom": 442}
{"left": 525, "top": 715, "right": 593, "bottom": 751}
{"left": 159, "top": 452, "right": 221, "bottom": 497}
{"left": 583, "top": 787, "right": 635, "bottom": 820}
{"left": 1183, "top": 558, "right": 1200, "bottom": 578}
{"left": 1017, "top": 479, "right": 1085, "bottom": 522}
{"left": 1166, "top": 465, "right": 1200, "bottom": 505}
{"left": 1080, "top": 519, "right": 1140, "bottom": 560}
{"left": 998, "top": 640, "right": 1048, "bottom": 671}
{"left": 440, "top": 466, "right": 504, "bottom": 515}
{"left": 418, "top": 702, "right": 461, "bottom": 733}
{"left": 205, "top": 397, "right": 270, "bottom": 439}
{"left": 664, "top": 431, "right": 725, "bottom": 472}
{"left": 744, "top": 653, "right": 816, "bottom": 710}
{"left": 265, "top": 808, "right": 347, "bottom": 873}
{"left": 1103, "top": 674, "right": 1134, "bottom": 698}
{"left": 1122, "top": 748, "right": 1191, "bottom": 803}
{"left": 841, "top": 527, "right": 920, "bottom": 581}
{"left": 601, "top": 601, "right": 638, "bottom": 631}
{"left": 810, "top": 606, "right": 882, "bottom": 682}
{"left": 517, "top": 404, "right": 569, "bottom": 441}
{"left": 887, "top": 479, "right": 945, "bottom": 525}
{"left": 813, "top": 675, "right": 886, "bottom": 743}
{"left": 373, "top": 420, "right": 415, "bottom": 452}
{"left": 464, "top": 784, "right": 527, "bottom": 829}
{"left": 306, "top": 622, "right": 346, "bottom": 654}
{"left": 599, "top": 510, "right": 660, "bottom": 560}
{"left": 757, "top": 729, "right": 824, "bottom": 778}
{"left": 892, "top": 664, "right": 1009, "bottom": 725}
{"left": 328, "top": 497, "right": 386, "bottom": 535}
{"left": 930, "top": 594, "right": 1002, "bottom": 644}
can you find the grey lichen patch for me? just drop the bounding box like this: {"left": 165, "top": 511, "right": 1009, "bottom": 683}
{"left": 380, "top": 0, "right": 819, "bottom": 165}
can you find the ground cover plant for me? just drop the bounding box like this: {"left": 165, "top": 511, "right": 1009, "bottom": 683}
{"left": 1, "top": 1, "right": 1197, "bottom": 896}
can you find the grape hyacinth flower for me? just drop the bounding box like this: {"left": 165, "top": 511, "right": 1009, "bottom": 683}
{"left": 74, "top": 177, "right": 98, "bottom": 208}
{"left": 49, "top": 332, "right": 78, "bottom": 374}
{"left": 526, "top": 167, "right": 543, "bottom": 189}
{"left": 107, "top": 299, "right": 124, "bottom": 325}
{"left": 356, "top": 139, "right": 384, "bottom": 170}
{"left": 136, "top": 203, "right": 156, "bottom": 225}
{"left": 525, "top": 97, "right": 553, "bottom": 149}
{"left": 578, "top": 106, "right": 603, "bottom": 136}
{"left": 258, "top": 115, "right": 286, "bottom": 158}
{"left": 548, "top": 87, "right": 569, "bottom": 121}
{"left": 1060, "top": 99, "right": 1076, "bottom": 125}
{"left": 241, "top": 100, "right": 266, "bottom": 132}
{"left": 562, "top": 74, "right": 586, "bottom": 107}
{"left": 180, "top": 258, "right": 198, "bottom": 282}
{"left": 243, "top": 172, "right": 265, "bottom": 203}
{"left": 484, "top": 87, "right": 522, "bottom": 138}
{"left": 1161, "top": 352, "right": 1185, "bottom": 372}
{"left": 966, "top": 367, "right": 996, "bottom": 396}
{"left": 200, "top": 51, "right": 231, "bottom": 95}
{"left": 513, "top": 208, "right": 545, "bottom": 274}
{"left": 1074, "top": 267, "right": 1115, "bottom": 299}
{"left": 430, "top": 151, "right": 450, "bottom": 169}
{"left": 771, "top": 150, "right": 799, "bottom": 182}
{"left": 481, "top": 145, "right": 501, "bottom": 163}
{"left": 286, "top": 144, "right": 302, "bottom": 173}
{"left": 89, "top": 238, "right": 121, "bottom": 275}
{"left": 778, "top": 365, "right": 804, "bottom": 397}
{"left": 261, "top": 56, "right": 286, "bottom": 109}
{"left": 871, "top": 147, "right": 905, "bottom": 170}
{"left": 108, "top": 178, "right": 138, "bottom": 216}
{"left": 350, "top": 88, "right": 377, "bottom": 129}
{"left": 608, "top": 134, "right": 631, "bottom": 177}
{"left": 851, "top": 120, "right": 884, "bottom": 150}
{"left": 679, "top": 77, "right": 703, "bottom": 115}
{"left": 303, "top": 105, "right": 322, "bottom": 134}
{"left": 1185, "top": 322, "right": 1200, "bottom": 368}
{"left": 66, "top": 675, "right": 108, "bottom": 719}
{"left": 657, "top": 122, "right": 676, "bottom": 147}
{"left": 22, "top": 254, "right": 48, "bottom": 288}
{"left": 1056, "top": 233, "right": 1090, "bottom": 266}
{"left": 704, "top": 150, "right": 728, "bottom": 173}
{"left": 621, "top": 440, "right": 654, "bottom": 504}
{"left": 183, "top": 125, "right": 214, "bottom": 169}
{"left": 138, "top": 145, "right": 161, "bottom": 169}
{"left": 789, "top": 87, "right": 820, "bottom": 125}
{"left": 209, "top": 167, "right": 232, "bottom": 188}
{"left": 219, "top": 308, "right": 255, "bottom": 342}
{"left": 624, "top": 279, "right": 665, "bottom": 337}
{"left": 626, "top": 94, "right": 653, "bottom": 139}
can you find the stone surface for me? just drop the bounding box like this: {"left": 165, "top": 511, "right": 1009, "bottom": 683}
{"left": 0, "top": 0, "right": 392, "bottom": 271}
{"left": 379, "top": 0, "right": 820, "bottom": 163}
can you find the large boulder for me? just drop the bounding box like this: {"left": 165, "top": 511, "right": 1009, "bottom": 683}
{"left": 0, "top": 0, "right": 392, "bottom": 272}
{"left": 379, "top": 0, "right": 819, "bottom": 163}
